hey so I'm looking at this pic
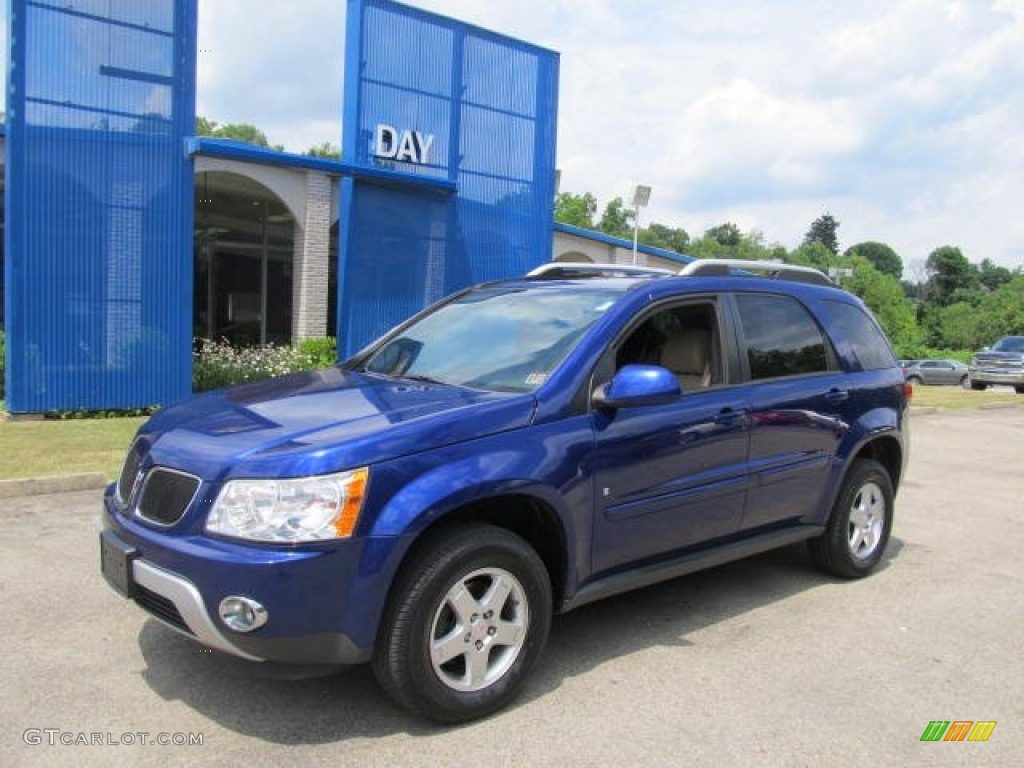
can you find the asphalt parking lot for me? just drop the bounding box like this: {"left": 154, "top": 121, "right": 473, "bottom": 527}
{"left": 2, "top": 407, "right": 1022, "bottom": 767}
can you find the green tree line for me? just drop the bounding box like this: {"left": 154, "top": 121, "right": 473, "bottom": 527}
{"left": 555, "top": 191, "right": 1023, "bottom": 358}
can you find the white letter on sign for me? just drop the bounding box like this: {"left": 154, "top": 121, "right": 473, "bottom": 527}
{"left": 413, "top": 132, "right": 434, "bottom": 164}
{"left": 375, "top": 124, "right": 398, "bottom": 158}
{"left": 395, "top": 130, "right": 418, "bottom": 162}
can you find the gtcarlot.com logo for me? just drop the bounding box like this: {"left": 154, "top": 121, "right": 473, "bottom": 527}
{"left": 23, "top": 729, "right": 204, "bottom": 747}
{"left": 920, "top": 721, "right": 997, "bottom": 742}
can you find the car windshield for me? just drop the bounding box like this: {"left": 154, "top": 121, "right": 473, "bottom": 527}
{"left": 992, "top": 337, "right": 1024, "bottom": 353}
{"left": 360, "top": 283, "right": 625, "bottom": 392}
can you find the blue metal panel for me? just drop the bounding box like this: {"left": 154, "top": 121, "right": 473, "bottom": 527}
{"left": 5, "top": 0, "right": 197, "bottom": 412}
{"left": 338, "top": 0, "right": 560, "bottom": 356}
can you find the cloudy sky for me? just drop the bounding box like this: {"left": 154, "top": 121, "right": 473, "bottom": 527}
{"left": 6, "top": 1, "right": 1023, "bottom": 273}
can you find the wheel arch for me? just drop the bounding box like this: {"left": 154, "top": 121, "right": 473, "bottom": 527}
{"left": 812, "top": 422, "right": 905, "bottom": 527}
{"left": 851, "top": 434, "right": 904, "bottom": 492}
{"left": 384, "top": 491, "right": 572, "bottom": 615}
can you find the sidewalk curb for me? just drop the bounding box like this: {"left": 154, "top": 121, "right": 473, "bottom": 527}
{"left": 0, "top": 472, "right": 109, "bottom": 499}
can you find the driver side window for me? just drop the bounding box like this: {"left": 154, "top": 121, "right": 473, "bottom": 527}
{"left": 611, "top": 302, "right": 721, "bottom": 391}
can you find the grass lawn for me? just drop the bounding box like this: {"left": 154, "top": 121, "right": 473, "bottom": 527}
{"left": 910, "top": 383, "right": 1020, "bottom": 410}
{"left": 0, "top": 416, "right": 145, "bottom": 481}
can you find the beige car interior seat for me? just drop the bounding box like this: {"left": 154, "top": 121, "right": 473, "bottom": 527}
{"left": 660, "top": 328, "right": 712, "bottom": 391}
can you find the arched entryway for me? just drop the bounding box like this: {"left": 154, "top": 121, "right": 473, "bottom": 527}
{"left": 194, "top": 171, "right": 296, "bottom": 345}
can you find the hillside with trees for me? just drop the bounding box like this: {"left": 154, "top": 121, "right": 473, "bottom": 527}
{"left": 554, "top": 192, "right": 1023, "bottom": 358}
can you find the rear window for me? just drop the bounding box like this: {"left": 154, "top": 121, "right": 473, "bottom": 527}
{"left": 824, "top": 300, "right": 897, "bottom": 371}
{"left": 735, "top": 294, "right": 829, "bottom": 380}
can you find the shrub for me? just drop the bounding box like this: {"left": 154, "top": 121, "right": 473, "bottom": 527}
{"left": 192, "top": 338, "right": 335, "bottom": 393}
{"left": 295, "top": 336, "right": 337, "bottom": 368}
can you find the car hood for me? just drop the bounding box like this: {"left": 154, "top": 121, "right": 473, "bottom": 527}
{"left": 136, "top": 368, "right": 536, "bottom": 480}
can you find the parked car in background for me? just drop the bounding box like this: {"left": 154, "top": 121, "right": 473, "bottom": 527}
{"left": 968, "top": 336, "right": 1024, "bottom": 393}
{"left": 904, "top": 359, "right": 969, "bottom": 387}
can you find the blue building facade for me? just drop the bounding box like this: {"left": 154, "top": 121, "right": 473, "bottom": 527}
{"left": 339, "top": 0, "right": 559, "bottom": 355}
{"left": 5, "top": 0, "right": 197, "bottom": 413}
{"left": 3, "top": 0, "right": 560, "bottom": 412}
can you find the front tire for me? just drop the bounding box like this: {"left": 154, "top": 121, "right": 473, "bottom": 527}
{"left": 970, "top": 381, "right": 987, "bottom": 391}
{"left": 809, "top": 459, "right": 894, "bottom": 579}
{"left": 372, "top": 524, "right": 552, "bottom": 723}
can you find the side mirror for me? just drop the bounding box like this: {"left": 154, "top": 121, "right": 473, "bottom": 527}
{"left": 593, "top": 365, "right": 681, "bottom": 409}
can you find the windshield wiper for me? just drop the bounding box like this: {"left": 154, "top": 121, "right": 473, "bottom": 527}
{"left": 400, "top": 373, "right": 448, "bottom": 386}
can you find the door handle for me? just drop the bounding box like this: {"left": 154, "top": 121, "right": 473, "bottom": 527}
{"left": 825, "top": 389, "right": 849, "bottom": 405}
{"left": 715, "top": 407, "right": 750, "bottom": 428}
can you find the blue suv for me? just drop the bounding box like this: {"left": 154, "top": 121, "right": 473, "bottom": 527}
{"left": 100, "top": 260, "right": 909, "bottom": 722}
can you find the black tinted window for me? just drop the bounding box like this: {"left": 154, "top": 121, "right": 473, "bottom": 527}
{"left": 824, "top": 300, "right": 897, "bottom": 371}
{"left": 735, "top": 294, "right": 829, "bottom": 379}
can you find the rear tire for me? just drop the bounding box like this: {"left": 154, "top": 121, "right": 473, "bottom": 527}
{"left": 372, "top": 524, "right": 552, "bottom": 723}
{"left": 959, "top": 374, "right": 968, "bottom": 388}
{"left": 1015, "top": 385, "right": 1024, "bottom": 395}
{"left": 970, "top": 381, "right": 987, "bottom": 391}
{"left": 809, "top": 459, "right": 894, "bottom": 579}
{"left": 907, "top": 375, "right": 922, "bottom": 386}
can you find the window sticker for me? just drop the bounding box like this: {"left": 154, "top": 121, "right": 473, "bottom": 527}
{"left": 525, "top": 373, "right": 548, "bottom": 386}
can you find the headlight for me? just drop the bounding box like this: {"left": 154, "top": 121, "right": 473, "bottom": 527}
{"left": 205, "top": 467, "right": 369, "bottom": 543}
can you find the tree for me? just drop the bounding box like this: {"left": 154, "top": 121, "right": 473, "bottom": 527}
{"left": 554, "top": 192, "right": 597, "bottom": 229}
{"left": 977, "top": 258, "right": 1013, "bottom": 292}
{"left": 923, "top": 245, "right": 978, "bottom": 307}
{"left": 194, "top": 116, "right": 284, "bottom": 150}
{"left": 597, "top": 197, "right": 634, "bottom": 239}
{"left": 305, "top": 141, "right": 341, "bottom": 159}
{"left": 639, "top": 223, "right": 690, "bottom": 253}
{"left": 704, "top": 222, "right": 742, "bottom": 248}
{"left": 803, "top": 213, "right": 840, "bottom": 255}
{"left": 843, "top": 257, "right": 922, "bottom": 351}
{"left": 195, "top": 116, "right": 218, "bottom": 136}
{"left": 790, "top": 241, "right": 836, "bottom": 271}
{"left": 212, "top": 122, "right": 273, "bottom": 147}
{"left": 687, "top": 225, "right": 784, "bottom": 261}
{"left": 845, "top": 241, "right": 902, "bottom": 280}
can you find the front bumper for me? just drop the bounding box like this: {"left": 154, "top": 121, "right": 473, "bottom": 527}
{"left": 100, "top": 527, "right": 371, "bottom": 665}
{"left": 100, "top": 488, "right": 411, "bottom": 666}
{"left": 968, "top": 367, "right": 1024, "bottom": 385}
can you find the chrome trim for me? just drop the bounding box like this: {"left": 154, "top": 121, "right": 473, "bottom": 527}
{"left": 526, "top": 262, "right": 674, "bottom": 279}
{"left": 134, "top": 467, "right": 202, "bottom": 528}
{"left": 115, "top": 441, "right": 143, "bottom": 509}
{"left": 679, "top": 259, "right": 834, "bottom": 286}
{"left": 132, "top": 559, "right": 264, "bottom": 662}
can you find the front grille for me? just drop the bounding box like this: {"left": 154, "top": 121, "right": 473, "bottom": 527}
{"left": 135, "top": 584, "right": 191, "bottom": 635}
{"left": 116, "top": 443, "right": 143, "bottom": 506}
{"left": 136, "top": 469, "right": 201, "bottom": 527}
{"left": 975, "top": 355, "right": 1024, "bottom": 369}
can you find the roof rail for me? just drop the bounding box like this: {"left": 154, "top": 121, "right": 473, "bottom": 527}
{"left": 678, "top": 259, "right": 834, "bottom": 286}
{"left": 527, "top": 262, "right": 675, "bottom": 280}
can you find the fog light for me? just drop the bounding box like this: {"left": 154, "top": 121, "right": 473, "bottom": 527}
{"left": 218, "top": 596, "right": 268, "bottom": 633}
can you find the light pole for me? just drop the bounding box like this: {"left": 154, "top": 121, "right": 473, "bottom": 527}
{"left": 630, "top": 184, "right": 651, "bottom": 265}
